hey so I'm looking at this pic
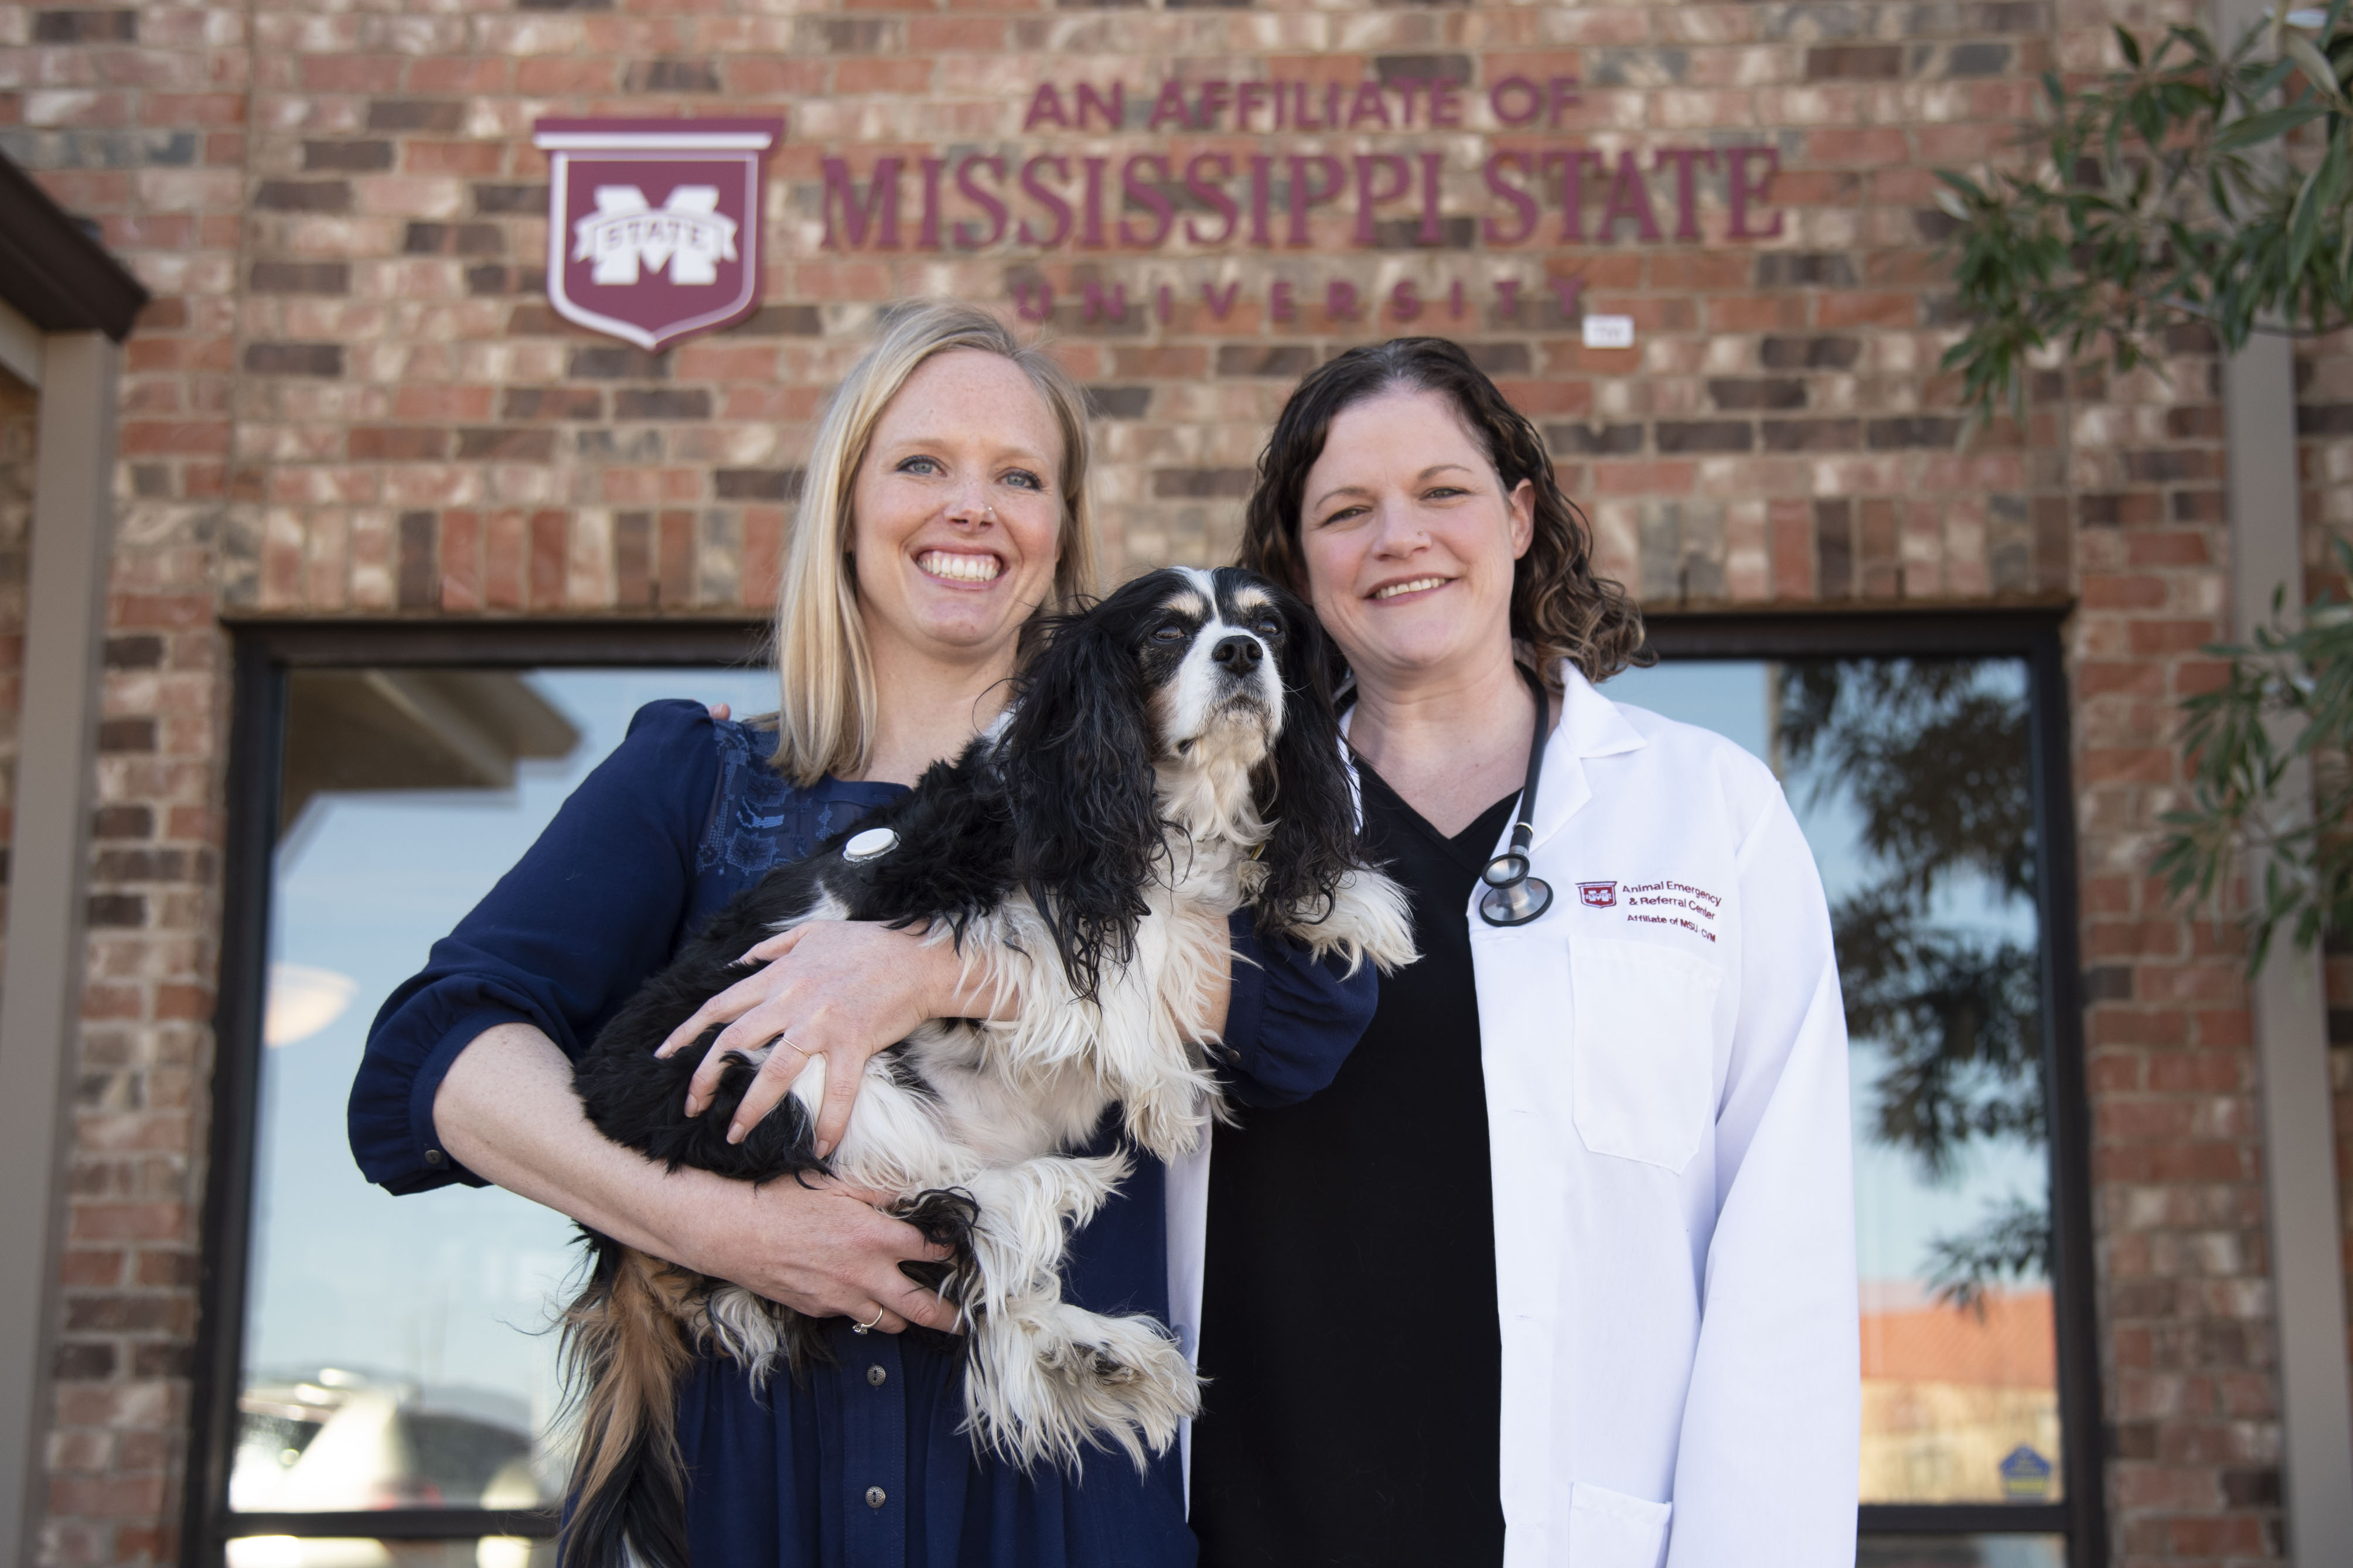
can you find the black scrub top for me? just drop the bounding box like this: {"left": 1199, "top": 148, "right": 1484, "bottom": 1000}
{"left": 1191, "top": 764, "right": 1520, "bottom": 1567}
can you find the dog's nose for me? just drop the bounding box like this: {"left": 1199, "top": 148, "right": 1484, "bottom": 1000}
{"left": 1212, "top": 634, "right": 1263, "bottom": 673}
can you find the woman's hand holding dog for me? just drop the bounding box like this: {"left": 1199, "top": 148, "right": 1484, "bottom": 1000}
{"left": 680, "top": 1171, "right": 961, "bottom": 1337}
{"left": 435, "top": 1021, "right": 960, "bottom": 1334}
{"left": 656, "top": 921, "right": 992, "bottom": 1156}
{"left": 674, "top": 705, "right": 1009, "bottom": 1155}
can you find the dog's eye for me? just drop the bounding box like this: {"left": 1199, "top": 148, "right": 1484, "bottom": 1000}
{"left": 1152, "top": 624, "right": 1186, "bottom": 643}
{"left": 1251, "top": 616, "right": 1281, "bottom": 638}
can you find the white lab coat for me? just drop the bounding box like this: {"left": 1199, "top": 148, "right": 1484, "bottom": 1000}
{"left": 1168, "top": 662, "right": 1861, "bottom": 1568}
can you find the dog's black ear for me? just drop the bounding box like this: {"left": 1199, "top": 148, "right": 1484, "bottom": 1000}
{"left": 1250, "top": 580, "right": 1364, "bottom": 934}
{"left": 1001, "top": 593, "right": 1163, "bottom": 1003}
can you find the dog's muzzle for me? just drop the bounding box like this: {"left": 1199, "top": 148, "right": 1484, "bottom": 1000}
{"left": 1211, "top": 633, "right": 1263, "bottom": 675}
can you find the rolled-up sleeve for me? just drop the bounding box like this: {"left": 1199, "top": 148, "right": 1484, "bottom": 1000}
{"left": 1218, "top": 911, "right": 1379, "bottom": 1108}
{"left": 347, "top": 699, "right": 722, "bottom": 1194}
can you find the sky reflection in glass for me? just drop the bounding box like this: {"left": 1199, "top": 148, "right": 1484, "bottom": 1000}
{"left": 241, "top": 669, "right": 777, "bottom": 1511}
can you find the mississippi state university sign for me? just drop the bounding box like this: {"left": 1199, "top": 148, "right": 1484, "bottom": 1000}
{"left": 529, "top": 79, "right": 1794, "bottom": 343}
{"left": 532, "top": 118, "right": 783, "bottom": 351}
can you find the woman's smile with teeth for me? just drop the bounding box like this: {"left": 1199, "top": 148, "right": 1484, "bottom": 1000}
{"left": 1373, "top": 576, "right": 1448, "bottom": 600}
{"left": 919, "top": 551, "right": 1003, "bottom": 582}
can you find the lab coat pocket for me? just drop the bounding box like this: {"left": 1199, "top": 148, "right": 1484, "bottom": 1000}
{"left": 1567, "top": 1481, "right": 1672, "bottom": 1568}
{"left": 1568, "top": 937, "right": 1722, "bottom": 1173}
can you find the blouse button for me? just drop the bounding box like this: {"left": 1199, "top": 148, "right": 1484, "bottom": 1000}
{"left": 866, "top": 1364, "right": 886, "bottom": 1388}
{"left": 424, "top": 1149, "right": 443, "bottom": 1166}
{"left": 865, "top": 1486, "right": 886, "bottom": 1510}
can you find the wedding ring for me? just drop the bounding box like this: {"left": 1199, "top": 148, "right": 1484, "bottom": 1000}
{"left": 851, "top": 1306, "right": 884, "bottom": 1334}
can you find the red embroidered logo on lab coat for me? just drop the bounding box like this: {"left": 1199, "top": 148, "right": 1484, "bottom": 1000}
{"left": 1577, "top": 881, "right": 1617, "bottom": 908}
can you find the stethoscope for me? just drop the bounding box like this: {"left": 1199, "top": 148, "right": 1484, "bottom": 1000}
{"left": 1340, "top": 660, "right": 1556, "bottom": 927}
{"left": 1476, "top": 660, "right": 1554, "bottom": 927}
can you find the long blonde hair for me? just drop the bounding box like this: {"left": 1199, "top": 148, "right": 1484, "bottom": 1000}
{"left": 770, "top": 302, "right": 1102, "bottom": 786}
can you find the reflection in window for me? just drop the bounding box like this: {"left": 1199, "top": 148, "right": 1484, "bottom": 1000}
{"left": 1607, "top": 658, "right": 2059, "bottom": 1508}
{"left": 226, "top": 1538, "right": 553, "bottom": 1568}
{"left": 1858, "top": 1538, "right": 2066, "bottom": 1568}
{"left": 238, "top": 668, "right": 779, "bottom": 1525}
{"left": 230, "top": 1369, "right": 538, "bottom": 1512}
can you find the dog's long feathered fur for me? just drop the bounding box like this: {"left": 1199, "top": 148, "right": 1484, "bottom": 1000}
{"left": 559, "top": 567, "right": 1416, "bottom": 1568}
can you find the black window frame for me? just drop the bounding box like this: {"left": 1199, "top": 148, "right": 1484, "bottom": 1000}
{"left": 186, "top": 607, "right": 2102, "bottom": 1566}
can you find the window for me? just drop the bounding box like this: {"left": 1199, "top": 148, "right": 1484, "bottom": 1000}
{"left": 1619, "top": 612, "right": 2101, "bottom": 1567}
{"left": 190, "top": 625, "right": 770, "bottom": 1566}
{"left": 190, "top": 613, "right": 2100, "bottom": 1566}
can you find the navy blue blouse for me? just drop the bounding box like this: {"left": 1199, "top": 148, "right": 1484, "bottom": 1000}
{"left": 349, "top": 699, "right": 1376, "bottom": 1568}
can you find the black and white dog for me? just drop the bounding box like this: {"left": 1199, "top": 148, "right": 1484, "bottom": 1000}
{"left": 561, "top": 566, "right": 1415, "bottom": 1568}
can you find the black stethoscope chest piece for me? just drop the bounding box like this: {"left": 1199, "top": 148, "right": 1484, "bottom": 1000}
{"left": 1478, "top": 661, "right": 1556, "bottom": 928}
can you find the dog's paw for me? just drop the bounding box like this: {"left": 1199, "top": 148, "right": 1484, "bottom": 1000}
{"left": 1077, "top": 1313, "right": 1198, "bottom": 1423}
{"left": 1056, "top": 1310, "right": 1201, "bottom": 1468}
{"left": 1118, "top": 1087, "right": 1210, "bottom": 1164}
{"left": 963, "top": 1300, "right": 1201, "bottom": 1475}
{"left": 1281, "top": 867, "right": 1419, "bottom": 976}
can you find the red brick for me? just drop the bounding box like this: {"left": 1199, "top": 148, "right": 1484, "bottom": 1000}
{"left": 57, "top": 1251, "right": 127, "bottom": 1289}
{"left": 2124, "top": 530, "right": 2213, "bottom": 568}
{"left": 2127, "top": 618, "right": 2226, "bottom": 657}
{"left": 2081, "top": 573, "right": 2168, "bottom": 610}
{"left": 835, "top": 57, "right": 934, "bottom": 94}
{"left": 1816, "top": 292, "right": 1916, "bottom": 329}
{"left": 1591, "top": 460, "right": 1697, "bottom": 496}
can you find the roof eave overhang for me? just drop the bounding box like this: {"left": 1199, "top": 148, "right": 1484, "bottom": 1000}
{"left": 0, "top": 152, "right": 149, "bottom": 342}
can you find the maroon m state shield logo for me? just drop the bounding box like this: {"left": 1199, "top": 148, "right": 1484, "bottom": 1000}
{"left": 533, "top": 118, "right": 783, "bottom": 351}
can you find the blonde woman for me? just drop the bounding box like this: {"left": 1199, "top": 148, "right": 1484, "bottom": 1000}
{"left": 352, "top": 303, "right": 1375, "bottom": 1565}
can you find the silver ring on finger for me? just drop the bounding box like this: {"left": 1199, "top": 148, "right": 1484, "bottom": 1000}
{"left": 851, "top": 1306, "right": 884, "bottom": 1335}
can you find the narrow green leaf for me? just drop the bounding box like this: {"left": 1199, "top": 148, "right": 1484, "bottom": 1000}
{"left": 2290, "top": 161, "right": 2327, "bottom": 279}
{"left": 2287, "top": 34, "right": 2346, "bottom": 104}
{"left": 2215, "top": 101, "right": 2329, "bottom": 151}
{"left": 2249, "top": 56, "right": 2299, "bottom": 103}
{"left": 1933, "top": 168, "right": 1990, "bottom": 201}
{"left": 2117, "top": 23, "right": 2144, "bottom": 67}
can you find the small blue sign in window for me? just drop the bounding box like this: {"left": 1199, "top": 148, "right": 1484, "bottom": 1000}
{"left": 1999, "top": 1444, "right": 2054, "bottom": 1499}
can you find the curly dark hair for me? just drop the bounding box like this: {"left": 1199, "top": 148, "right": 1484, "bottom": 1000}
{"left": 1236, "top": 337, "right": 1648, "bottom": 689}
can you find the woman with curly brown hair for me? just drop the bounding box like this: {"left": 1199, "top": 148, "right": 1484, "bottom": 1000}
{"left": 1188, "top": 340, "right": 1860, "bottom": 1568}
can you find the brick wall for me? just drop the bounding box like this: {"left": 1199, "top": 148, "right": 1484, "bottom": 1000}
{"left": 2, "top": 0, "right": 248, "bottom": 1560}
{"left": 205, "top": 0, "right": 2075, "bottom": 610}
{"left": 2066, "top": 313, "right": 2282, "bottom": 1560}
{"left": 2055, "top": 0, "right": 2304, "bottom": 1555}
{"left": 4, "top": 0, "right": 2345, "bottom": 1563}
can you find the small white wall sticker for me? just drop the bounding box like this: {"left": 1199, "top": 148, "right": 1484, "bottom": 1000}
{"left": 1582, "top": 314, "right": 1635, "bottom": 349}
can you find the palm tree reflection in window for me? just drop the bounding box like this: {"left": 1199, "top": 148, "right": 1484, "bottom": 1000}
{"left": 1775, "top": 659, "right": 2050, "bottom": 1312}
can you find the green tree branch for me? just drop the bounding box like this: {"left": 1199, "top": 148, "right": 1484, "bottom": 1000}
{"left": 1938, "top": 7, "right": 2353, "bottom": 421}
{"left": 2153, "top": 540, "right": 2353, "bottom": 969}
